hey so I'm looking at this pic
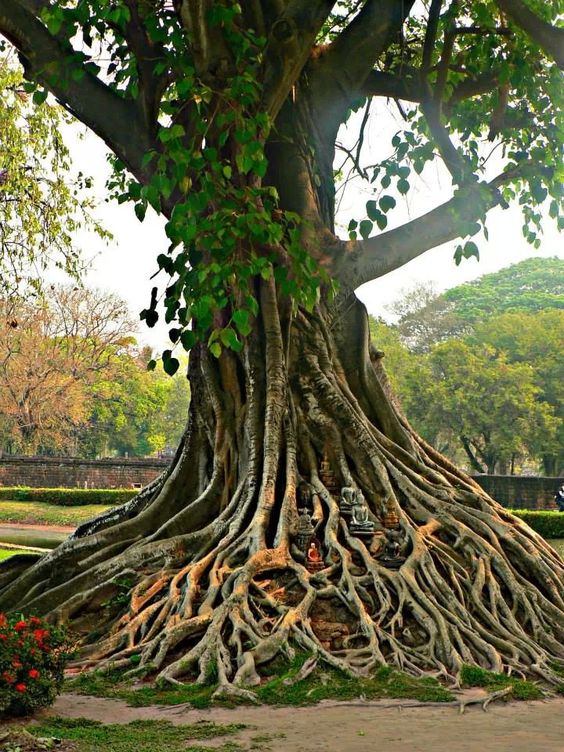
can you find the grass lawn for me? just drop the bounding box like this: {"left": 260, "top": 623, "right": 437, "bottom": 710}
{"left": 0, "top": 501, "right": 113, "bottom": 527}
{"left": 0, "top": 547, "right": 31, "bottom": 560}
{"left": 4, "top": 718, "right": 249, "bottom": 752}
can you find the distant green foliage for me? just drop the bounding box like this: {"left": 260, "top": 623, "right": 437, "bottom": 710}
{"left": 510, "top": 510, "right": 564, "bottom": 539}
{"left": 444, "top": 257, "right": 564, "bottom": 321}
{"left": 0, "top": 487, "right": 136, "bottom": 506}
{"left": 0, "top": 54, "right": 108, "bottom": 295}
{"left": 371, "top": 259, "right": 563, "bottom": 474}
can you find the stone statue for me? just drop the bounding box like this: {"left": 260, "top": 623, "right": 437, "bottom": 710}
{"left": 339, "top": 486, "right": 356, "bottom": 513}
{"left": 294, "top": 508, "right": 314, "bottom": 555}
{"left": 350, "top": 492, "right": 375, "bottom": 535}
{"left": 379, "top": 527, "right": 406, "bottom": 568}
{"left": 307, "top": 539, "right": 325, "bottom": 572}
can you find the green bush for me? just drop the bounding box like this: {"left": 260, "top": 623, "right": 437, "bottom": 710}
{"left": 509, "top": 509, "right": 564, "bottom": 538}
{"left": 0, "top": 613, "right": 73, "bottom": 717}
{"left": 0, "top": 487, "right": 137, "bottom": 506}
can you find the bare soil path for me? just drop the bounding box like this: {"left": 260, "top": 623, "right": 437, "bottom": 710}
{"left": 46, "top": 692, "right": 564, "bottom": 752}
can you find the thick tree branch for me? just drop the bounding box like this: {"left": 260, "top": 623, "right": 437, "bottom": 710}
{"left": 262, "top": 0, "right": 335, "bottom": 119}
{"left": 335, "top": 167, "right": 537, "bottom": 289}
{"left": 360, "top": 68, "right": 499, "bottom": 106}
{"left": 0, "top": 0, "right": 155, "bottom": 183}
{"left": 318, "top": 0, "right": 416, "bottom": 94}
{"left": 495, "top": 0, "right": 564, "bottom": 69}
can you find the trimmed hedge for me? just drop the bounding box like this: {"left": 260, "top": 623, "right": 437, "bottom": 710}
{"left": 0, "top": 487, "right": 137, "bottom": 506}
{"left": 510, "top": 509, "right": 564, "bottom": 539}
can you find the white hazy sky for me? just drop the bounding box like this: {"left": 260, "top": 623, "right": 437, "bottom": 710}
{"left": 66, "top": 102, "right": 562, "bottom": 350}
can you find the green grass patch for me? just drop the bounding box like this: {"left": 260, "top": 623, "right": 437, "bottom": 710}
{"left": 30, "top": 717, "right": 247, "bottom": 752}
{"left": 0, "top": 547, "right": 31, "bottom": 560}
{"left": 460, "top": 664, "right": 544, "bottom": 700}
{"left": 66, "top": 654, "right": 454, "bottom": 709}
{"left": 509, "top": 509, "right": 564, "bottom": 539}
{"left": 0, "top": 501, "right": 114, "bottom": 527}
{"left": 0, "top": 487, "right": 136, "bottom": 506}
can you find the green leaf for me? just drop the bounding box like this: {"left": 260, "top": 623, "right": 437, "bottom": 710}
{"left": 220, "top": 327, "right": 243, "bottom": 352}
{"left": 210, "top": 341, "right": 222, "bottom": 358}
{"left": 366, "top": 200, "right": 379, "bottom": 221}
{"left": 180, "top": 329, "right": 197, "bottom": 350}
{"left": 162, "top": 355, "right": 180, "bottom": 376}
{"left": 379, "top": 195, "right": 396, "bottom": 213}
{"left": 397, "top": 178, "right": 410, "bottom": 195}
{"left": 359, "top": 219, "right": 373, "bottom": 240}
{"left": 147, "top": 359, "right": 157, "bottom": 371}
{"left": 232, "top": 309, "right": 251, "bottom": 336}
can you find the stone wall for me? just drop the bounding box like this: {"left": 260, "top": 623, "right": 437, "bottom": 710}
{"left": 0, "top": 456, "right": 168, "bottom": 489}
{"left": 0, "top": 456, "right": 561, "bottom": 507}
{"left": 473, "top": 474, "right": 562, "bottom": 510}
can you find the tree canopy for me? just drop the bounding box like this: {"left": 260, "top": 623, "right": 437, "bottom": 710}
{"left": 0, "top": 1, "right": 561, "bottom": 366}
{"left": 0, "top": 51, "right": 108, "bottom": 295}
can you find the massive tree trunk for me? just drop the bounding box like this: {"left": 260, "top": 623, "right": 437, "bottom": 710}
{"left": 0, "top": 0, "right": 563, "bottom": 696}
{"left": 1, "top": 279, "right": 563, "bottom": 691}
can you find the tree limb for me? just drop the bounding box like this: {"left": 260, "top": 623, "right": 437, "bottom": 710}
{"left": 262, "top": 0, "right": 335, "bottom": 119}
{"left": 317, "top": 0, "right": 416, "bottom": 94}
{"left": 0, "top": 0, "right": 155, "bottom": 183}
{"left": 495, "top": 0, "right": 564, "bottom": 69}
{"left": 334, "top": 167, "right": 537, "bottom": 289}
{"left": 360, "top": 68, "right": 499, "bottom": 106}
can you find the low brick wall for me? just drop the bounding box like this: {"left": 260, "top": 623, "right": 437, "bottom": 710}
{"left": 473, "top": 474, "right": 562, "bottom": 510}
{"left": 0, "top": 456, "right": 168, "bottom": 489}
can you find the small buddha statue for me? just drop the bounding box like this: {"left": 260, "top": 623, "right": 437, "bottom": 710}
{"left": 339, "top": 486, "right": 356, "bottom": 514}
{"left": 308, "top": 541, "right": 322, "bottom": 561}
{"left": 307, "top": 540, "right": 325, "bottom": 572}
{"left": 379, "top": 527, "right": 406, "bottom": 568}
{"left": 350, "top": 492, "right": 375, "bottom": 536}
{"left": 294, "top": 508, "right": 314, "bottom": 555}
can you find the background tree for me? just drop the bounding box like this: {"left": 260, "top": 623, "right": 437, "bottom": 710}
{"left": 0, "top": 51, "right": 108, "bottom": 295}
{"left": 0, "top": 286, "right": 134, "bottom": 453}
{"left": 78, "top": 352, "right": 191, "bottom": 459}
{"left": 0, "top": 1, "right": 563, "bottom": 691}
{"left": 388, "top": 257, "right": 563, "bottom": 352}
{"left": 375, "top": 262, "right": 563, "bottom": 474}
{"left": 403, "top": 338, "right": 558, "bottom": 475}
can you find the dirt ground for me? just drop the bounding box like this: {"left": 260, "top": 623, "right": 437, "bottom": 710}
{"left": 45, "top": 692, "right": 564, "bottom": 752}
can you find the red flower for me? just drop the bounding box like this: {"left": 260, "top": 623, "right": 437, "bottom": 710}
{"left": 28, "top": 668, "right": 40, "bottom": 679}
{"left": 12, "top": 660, "right": 22, "bottom": 669}
{"left": 0, "top": 633, "right": 6, "bottom": 640}
{"left": 0, "top": 614, "right": 7, "bottom": 627}
{"left": 33, "top": 628, "right": 48, "bottom": 643}
{"left": 29, "top": 616, "right": 42, "bottom": 626}
{"left": 14, "top": 620, "right": 27, "bottom": 632}
{"left": 2, "top": 671, "right": 15, "bottom": 684}
{"left": 15, "top": 683, "right": 27, "bottom": 692}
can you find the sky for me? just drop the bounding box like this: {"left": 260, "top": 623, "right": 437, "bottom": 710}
{"left": 66, "top": 102, "right": 562, "bottom": 350}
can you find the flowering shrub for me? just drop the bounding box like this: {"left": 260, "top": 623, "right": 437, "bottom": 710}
{"left": 0, "top": 612, "right": 73, "bottom": 717}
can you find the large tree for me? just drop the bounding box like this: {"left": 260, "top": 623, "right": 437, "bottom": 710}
{"left": 0, "top": 285, "right": 134, "bottom": 453}
{"left": 0, "top": 1, "right": 563, "bottom": 693}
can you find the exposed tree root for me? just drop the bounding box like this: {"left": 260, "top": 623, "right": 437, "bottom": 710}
{"left": 0, "top": 289, "right": 563, "bottom": 694}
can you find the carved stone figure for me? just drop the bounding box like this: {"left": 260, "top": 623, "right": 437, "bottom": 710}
{"left": 294, "top": 508, "right": 314, "bottom": 555}
{"left": 307, "top": 539, "right": 325, "bottom": 572}
{"left": 350, "top": 492, "right": 375, "bottom": 536}
{"left": 339, "top": 486, "right": 356, "bottom": 513}
{"left": 379, "top": 527, "right": 406, "bottom": 569}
